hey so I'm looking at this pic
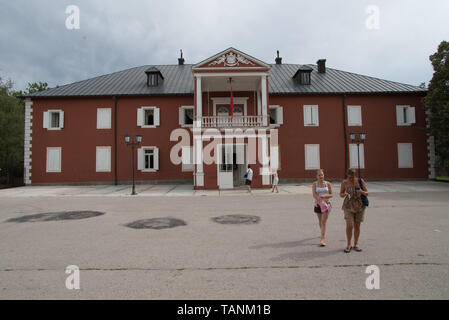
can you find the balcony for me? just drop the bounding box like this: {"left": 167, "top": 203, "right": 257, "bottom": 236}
{"left": 198, "top": 115, "right": 265, "bottom": 128}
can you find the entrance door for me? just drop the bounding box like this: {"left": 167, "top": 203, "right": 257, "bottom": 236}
{"left": 218, "top": 144, "right": 233, "bottom": 189}
{"left": 233, "top": 144, "right": 247, "bottom": 187}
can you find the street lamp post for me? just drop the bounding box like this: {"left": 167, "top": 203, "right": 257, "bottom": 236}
{"left": 349, "top": 132, "right": 366, "bottom": 177}
{"left": 124, "top": 134, "right": 142, "bottom": 195}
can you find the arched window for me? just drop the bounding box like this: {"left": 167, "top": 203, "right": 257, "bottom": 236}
{"left": 218, "top": 107, "right": 229, "bottom": 116}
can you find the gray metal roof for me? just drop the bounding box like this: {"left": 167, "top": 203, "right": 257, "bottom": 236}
{"left": 25, "top": 63, "right": 425, "bottom": 98}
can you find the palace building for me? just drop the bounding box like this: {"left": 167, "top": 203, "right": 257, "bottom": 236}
{"left": 22, "top": 47, "right": 433, "bottom": 189}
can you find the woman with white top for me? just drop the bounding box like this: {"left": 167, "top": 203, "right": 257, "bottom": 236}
{"left": 312, "top": 169, "right": 333, "bottom": 247}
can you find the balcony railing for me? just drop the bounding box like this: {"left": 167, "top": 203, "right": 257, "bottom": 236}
{"left": 198, "top": 115, "right": 265, "bottom": 128}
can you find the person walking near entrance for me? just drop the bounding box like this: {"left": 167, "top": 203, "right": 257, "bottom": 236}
{"left": 271, "top": 169, "right": 279, "bottom": 193}
{"left": 312, "top": 169, "right": 333, "bottom": 247}
{"left": 245, "top": 165, "right": 253, "bottom": 193}
{"left": 340, "top": 169, "right": 369, "bottom": 253}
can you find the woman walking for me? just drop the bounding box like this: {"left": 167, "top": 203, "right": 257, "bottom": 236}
{"left": 312, "top": 169, "right": 333, "bottom": 247}
{"left": 340, "top": 169, "right": 369, "bottom": 253}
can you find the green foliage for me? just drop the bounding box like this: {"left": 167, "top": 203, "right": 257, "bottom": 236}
{"left": 423, "top": 41, "right": 449, "bottom": 169}
{"left": 0, "top": 78, "right": 48, "bottom": 185}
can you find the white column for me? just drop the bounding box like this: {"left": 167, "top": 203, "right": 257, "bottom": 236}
{"left": 194, "top": 76, "right": 204, "bottom": 186}
{"left": 24, "top": 99, "right": 33, "bottom": 185}
{"left": 260, "top": 75, "right": 268, "bottom": 126}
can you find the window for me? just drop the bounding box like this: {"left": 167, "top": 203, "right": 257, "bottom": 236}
{"left": 303, "top": 105, "right": 319, "bottom": 126}
{"left": 217, "top": 107, "right": 229, "bottom": 116}
{"left": 137, "top": 147, "right": 159, "bottom": 171}
{"left": 396, "top": 105, "right": 416, "bottom": 126}
{"left": 269, "top": 105, "right": 283, "bottom": 125}
{"left": 398, "top": 143, "right": 413, "bottom": 168}
{"left": 219, "top": 145, "right": 233, "bottom": 172}
{"left": 234, "top": 106, "right": 243, "bottom": 115}
{"left": 43, "top": 110, "right": 64, "bottom": 130}
{"left": 46, "top": 147, "right": 61, "bottom": 172}
{"left": 300, "top": 72, "right": 311, "bottom": 85}
{"left": 149, "top": 74, "right": 158, "bottom": 86}
{"left": 347, "top": 106, "right": 362, "bottom": 126}
{"left": 179, "top": 106, "right": 194, "bottom": 126}
{"left": 182, "top": 146, "right": 194, "bottom": 171}
{"left": 349, "top": 144, "right": 365, "bottom": 169}
{"left": 96, "top": 146, "right": 111, "bottom": 172}
{"left": 305, "top": 144, "right": 320, "bottom": 170}
{"left": 97, "top": 108, "right": 111, "bottom": 129}
{"left": 137, "top": 107, "right": 160, "bottom": 128}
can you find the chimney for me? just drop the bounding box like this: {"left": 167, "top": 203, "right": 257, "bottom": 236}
{"left": 317, "top": 59, "right": 326, "bottom": 73}
{"left": 178, "top": 49, "right": 185, "bottom": 65}
{"left": 275, "top": 50, "right": 282, "bottom": 64}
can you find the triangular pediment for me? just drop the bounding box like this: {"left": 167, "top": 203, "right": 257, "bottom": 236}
{"left": 192, "top": 47, "right": 270, "bottom": 70}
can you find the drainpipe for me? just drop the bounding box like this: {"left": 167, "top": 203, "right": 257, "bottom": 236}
{"left": 342, "top": 94, "right": 348, "bottom": 175}
{"left": 113, "top": 96, "right": 118, "bottom": 185}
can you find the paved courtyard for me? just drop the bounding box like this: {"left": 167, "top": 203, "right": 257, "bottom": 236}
{"left": 0, "top": 181, "right": 448, "bottom": 299}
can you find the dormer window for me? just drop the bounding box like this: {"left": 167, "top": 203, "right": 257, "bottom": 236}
{"left": 144, "top": 67, "right": 164, "bottom": 87}
{"left": 149, "top": 74, "right": 158, "bottom": 86}
{"left": 293, "top": 66, "right": 313, "bottom": 85}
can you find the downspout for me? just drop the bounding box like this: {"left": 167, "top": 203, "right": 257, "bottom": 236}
{"left": 113, "top": 96, "right": 118, "bottom": 185}
{"left": 342, "top": 94, "right": 348, "bottom": 175}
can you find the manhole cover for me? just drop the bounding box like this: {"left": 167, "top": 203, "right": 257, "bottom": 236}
{"left": 125, "top": 217, "right": 186, "bottom": 230}
{"left": 6, "top": 211, "right": 105, "bottom": 223}
{"left": 212, "top": 214, "right": 260, "bottom": 225}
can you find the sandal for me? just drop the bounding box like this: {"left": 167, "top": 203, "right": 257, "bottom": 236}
{"left": 344, "top": 246, "right": 352, "bottom": 253}
{"left": 353, "top": 246, "right": 362, "bottom": 252}
{"left": 319, "top": 242, "right": 326, "bottom": 247}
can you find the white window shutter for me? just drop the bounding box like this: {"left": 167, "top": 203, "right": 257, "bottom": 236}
{"left": 154, "top": 147, "right": 159, "bottom": 170}
{"left": 43, "top": 111, "right": 49, "bottom": 129}
{"left": 96, "top": 147, "right": 111, "bottom": 172}
{"left": 348, "top": 106, "right": 362, "bottom": 126}
{"left": 179, "top": 107, "right": 185, "bottom": 126}
{"left": 97, "top": 108, "right": 111, "bottom": 129}
{"left": 349, "top": 144, "right": 365, "bottom": 169}
{"left": 396, "top": 106, "right": 405, "bottom": 125}
{"left": 137, "top": 108, "right": 143, "bottom": 126}
{"left": 137, "top": 148, "right": 143, "bottom": 170}
{"left": 276, "top": 106, "right": 283, "bottom": 125}
{"left": 270, "top": 146, "right": 279, "bottom": 170}
{"left": 154, "top": 108, "right": 160, "bottom": 126}
{"left": 313, "top": 106, "right": 319, "bottom": 126}
{"left": 46, "top": 148, "right": 61, "bottom": 172}
{"left": 408, "top": 107, "right": 416, "bottom": 124}
{"left": 398, "top": 143, "right": 413, "bottom": 168}
{"left": 59, "top": 111, "right": 64, "bottom": 128}
{"left": 304, "top": 106, "right": 311, "bottom": 126}
{"left": 305, "top": 145, "right": 319, "bottom": 169}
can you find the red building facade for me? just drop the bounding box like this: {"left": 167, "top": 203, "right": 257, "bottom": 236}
{"left": 23, "top": 48, "right": 432, "bottom": 189}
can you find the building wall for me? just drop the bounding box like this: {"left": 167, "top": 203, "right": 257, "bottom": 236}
{"left": 29, "top": 92, "right": 428, "bottom": 185}
{"left": 30, "top": 96, "right": 195, "bottom": 184}
{"left": 269, "top": 93, "right": 428, "bottom": 181}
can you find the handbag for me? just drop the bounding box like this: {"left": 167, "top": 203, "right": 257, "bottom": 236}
{"left": 314, "top": 204, "right": 322, "bottom": 213}
{"left": 358, "top": 177, "right": 369, "bottom": 207}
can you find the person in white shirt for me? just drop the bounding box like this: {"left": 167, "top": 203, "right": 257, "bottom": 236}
{"left": 245, "top": 165, "right": 253, "bottom": 193}
{"left": 271, "top": 169, "right": 279, "bottom": 193}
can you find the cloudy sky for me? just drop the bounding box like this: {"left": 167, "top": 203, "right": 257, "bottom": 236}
{"left": 1, "top": 0, "right": 448, "bottom": 91}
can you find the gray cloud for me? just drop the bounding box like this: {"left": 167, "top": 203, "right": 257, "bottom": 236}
{"left": 1, "top": 0, "right": 448, "bottom": 91}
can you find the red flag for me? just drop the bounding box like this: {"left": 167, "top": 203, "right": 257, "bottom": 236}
{"left": 230, "top": 85, "right": 234, "bottom": 118}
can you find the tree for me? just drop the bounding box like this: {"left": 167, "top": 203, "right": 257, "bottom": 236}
{"left": 0, "top": 77, "right": 24, "bottom": 185}
{"left": 0, "top": 78, "right": 48, "bottom": 185}
{"left": 423, "top": 41, "right": 449, "bottom": 173}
